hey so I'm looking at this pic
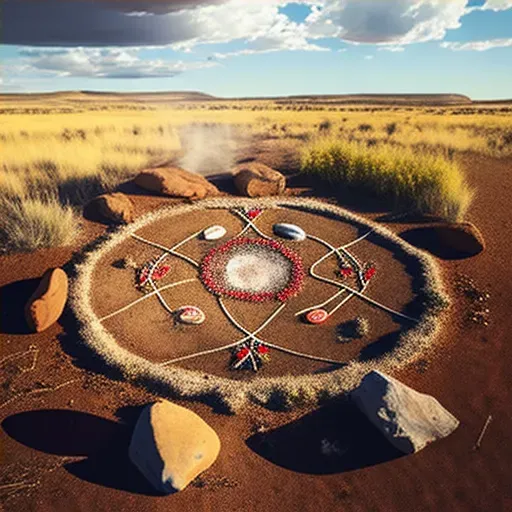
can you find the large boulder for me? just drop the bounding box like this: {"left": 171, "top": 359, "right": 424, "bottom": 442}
{"left": 134, "top": 166, "right": 219, "bottom": 200}
{"left": 232, "top": 162, "right": 286, "bottom": 197}
{"left": 129, "top": 401, "right": 221, "bottom": 493}
{"left": 84, "top": 192, "right": 134, "bottom": 224}
{"left": 25, "top": 268, "right": 68, "bottom": 332}
{"left": 352, "top": 371, "right": 459, "bottom": 454}
{"left": 435, "top": 222, "right": 485, "bottom": 256}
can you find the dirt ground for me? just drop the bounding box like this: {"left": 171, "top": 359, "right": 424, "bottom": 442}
{"left": 1, "top": 147, "right": 511, "bottom": 512}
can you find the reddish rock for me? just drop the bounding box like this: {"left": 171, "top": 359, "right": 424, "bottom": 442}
{"left": 232, "top": 162, "right": 286, "bottom": 197}
{"left": 435, "top": 222, "right": 485, "bottom": 256}
{"left": 25, "top": 268, "right": 68, "bottom": 332}
{"left": 134, "top": 166, "right": 219, "bottom": 200}
{"left": 84, "top": 192, "right": 134, "bottom": 224}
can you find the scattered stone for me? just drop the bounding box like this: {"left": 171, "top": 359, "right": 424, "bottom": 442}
{"left": 435, "top": 222, "right": 485, "bottom": 256}
{"left": 84, "top": 192, "right": 134, "bottom": 224}
{"left": 134, "top": 166, "right": 219, "bottom": 200}
{"left": 176, "top": 306, "right": 206, "bottom": 325}
{"left": 129, "top": 401, "right": 221, "bottom": 493}
{"left": 25, "top": 268, "right": 68, "bottom": 333}
{"left": 273, "top": 223, "right": 307, "bottom": 241}
{"left": 203, "top": 225, "right": 227, "bottom": 241}
{"left": 454, "top": 273, "right": 490, "bottom": 327}
{"left": 306, "top": 309, "right": 329, "bottom": 325}
{"left": 232, "top": 162, "right": 286, "bottom": 197}
{"left": 352, "top": 371, "right": 459, "bottom": 454}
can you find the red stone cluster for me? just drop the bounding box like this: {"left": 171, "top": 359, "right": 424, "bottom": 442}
{"left": 200, "top": 237, "right": 304, "bottom": 303}
{"left": 137, "top": 260, "right": 171, "bottom": 288}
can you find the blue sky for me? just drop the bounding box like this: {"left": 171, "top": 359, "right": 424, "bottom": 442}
{"left": 1, "top": 0, "right": 511, "bottom": 99}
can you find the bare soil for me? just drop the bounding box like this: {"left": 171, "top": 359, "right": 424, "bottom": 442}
{"left": 1, "top": 148, "right": 511, "bottom": 512}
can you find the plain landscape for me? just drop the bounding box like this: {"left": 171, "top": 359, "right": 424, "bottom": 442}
{"left": 1, "top": 91, "right": 511, "bottom": 512}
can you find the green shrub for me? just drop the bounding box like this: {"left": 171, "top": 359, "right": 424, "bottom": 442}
{"left": 300, "top": 138, "right": 473, "bottom": 221}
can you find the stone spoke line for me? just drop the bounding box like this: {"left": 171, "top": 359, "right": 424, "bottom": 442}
{"left": 295, "top": 230, "right": 372, "bottom": 318}
{"left": 305, "top": 230, "right": 419, "bottom": 323}
{"left": 129, "top": 229, "right": 204, "bottom": 317}
{"left": 231, "top": 209, "right": 272, "bottom": 239}
{"left": 218, "top": 297, "right": 345, "bottom": 366}
{"left": 159, "top": 301, "right": 287, "bottom": 366}
{"left": 99, "top": 279, "right": 198, "bottom": 322}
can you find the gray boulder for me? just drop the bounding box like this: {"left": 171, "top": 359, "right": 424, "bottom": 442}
{"left": 352, "top": 371, "right": 459, "bottom": 454}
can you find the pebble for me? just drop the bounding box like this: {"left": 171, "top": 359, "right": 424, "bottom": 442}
{"left": 306, "top": 309, "right": 329, "bottom": 325}
{"left": 177, "top": 306, "right": 206, "bottom": 325}
{"left": 203, "top": 225, "right": 227, "bottom": 241}
{"left": 273, "top": 223, "right": 306, "bottom": 241}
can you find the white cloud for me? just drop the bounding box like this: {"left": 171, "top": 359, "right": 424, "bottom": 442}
{"left": 441, "top": 38, "right": 512, "bottom": 51}
{"left": 378, "top": 46, "right": 405, "bottom": 52}
{"left": 480, "top": 0, "right": 512, "bottom": 11}
{"left": 4, "top": 0, "right": 476, "bottom": 51}
{"left": 305, "top": 0, "right": 469, "bottom": 45}
{"left": 14, "top": 47, "right": 217, "bottom": 79}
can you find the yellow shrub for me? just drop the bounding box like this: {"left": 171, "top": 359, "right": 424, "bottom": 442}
{"left": 300, "top": 138, "right": 474, "bottom": 221}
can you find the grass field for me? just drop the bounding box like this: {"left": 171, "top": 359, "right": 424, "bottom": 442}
{"left": 1, "top": 95, "right": 511, "bottom": 252}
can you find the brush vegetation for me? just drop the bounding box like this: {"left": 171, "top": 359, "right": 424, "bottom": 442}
{"left": 1, "top": 98, "right": 509, "bottom": 251}
{"left": 300, "top": 137, "right": 474, "bottom": 221}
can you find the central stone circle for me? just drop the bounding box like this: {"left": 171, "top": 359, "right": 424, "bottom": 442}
{"left": 199, "top": 237, "right": 304, "bottom": 302}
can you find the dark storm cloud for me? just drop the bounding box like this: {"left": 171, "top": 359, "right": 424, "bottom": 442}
{"left": 2, "top": 0, "right": 226, "bottom": 46}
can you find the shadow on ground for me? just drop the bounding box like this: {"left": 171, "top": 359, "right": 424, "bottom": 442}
{"left": 246, "top": 399, "right": 404, "bottom": 474}
{"left": 0, "top": 278, "right": 40, "bottom": 335}
{"left": 400, "top": 227, "right": 474, "bottom": 260}
{"left": 1, "top": 407, "right": 163, "bottom": 496}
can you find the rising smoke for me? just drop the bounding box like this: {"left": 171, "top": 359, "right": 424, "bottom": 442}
{"left": 178, "top": 123, "right": 249, "bottom": 176}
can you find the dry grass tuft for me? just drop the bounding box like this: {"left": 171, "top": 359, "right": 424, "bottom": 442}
{"left": 300, "top": 137, "right": 474, "bottom": 221}
{"left": 0, "top": 196, "right": 77, "bottom": 253}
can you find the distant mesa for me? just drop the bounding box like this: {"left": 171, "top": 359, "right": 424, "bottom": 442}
{"left": 0, "top": 91, "right": 478, "bottom": 106}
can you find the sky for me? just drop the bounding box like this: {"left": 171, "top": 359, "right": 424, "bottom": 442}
{"left": 1, "top": 0, "right": 511, "bottom": 99}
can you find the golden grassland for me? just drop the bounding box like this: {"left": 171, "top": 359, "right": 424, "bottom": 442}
{"left": 1, "top": 99, "right": 511, "bottom": 252}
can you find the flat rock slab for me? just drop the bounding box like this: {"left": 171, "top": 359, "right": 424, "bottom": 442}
{"left": 129, "top": 401, "right": 221, "bottom": 493}
{"left": 435, "top": 222, "right": 485, "bottom": 257}
{"left": 25, "top": 268, "right": 68, "bottom": 332}
{"left": 352, "top": 370, "right": 459, "bottom": 454}
{"left": 134, "top": 166, "right": 219, "bottom": 200}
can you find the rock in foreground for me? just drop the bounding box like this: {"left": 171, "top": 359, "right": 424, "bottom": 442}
{"left": 435, "top": 222, "right": 485, "bottom": 256}
{"left": 134, "top": 166, "right": 219, "bottom": 200}
{"left": 232, "top": 162, "right": 286, "bottom": 197}
{"left": 84, "top": 192, "right": 134, "bottom": 224}
{"left": 352, "top": 371, "right": 459, "bottom": 454}
{"left": 25, "top": 268, "right": 68, "bottom": 332}
{"left": 129, "top": 401, "right": 221, "bottom": 493}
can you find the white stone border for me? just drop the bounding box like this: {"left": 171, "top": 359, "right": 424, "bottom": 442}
{"left": 70, "top": 197, "right": 450, "bottom": 413}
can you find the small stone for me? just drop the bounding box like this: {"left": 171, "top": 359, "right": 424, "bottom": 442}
{"left": 25, "top": 268, "right": 68, "bottom": 332}
{"left": 306, "top": 309, "right": 329, "bottom": 325}
{"left": 273, "top": 223, "right": 307, "bottom": 242}
{"left": 129, "top": 401, "right": 221, "bottom": 493}
{"left": 203, "top": 225, "right": 227, "bottom": 241}
{"left": 177, "top": 306, "right": 205, "bottom": 325}
{"left": 352, "top": 370, "right": 459, "bottom": 454}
